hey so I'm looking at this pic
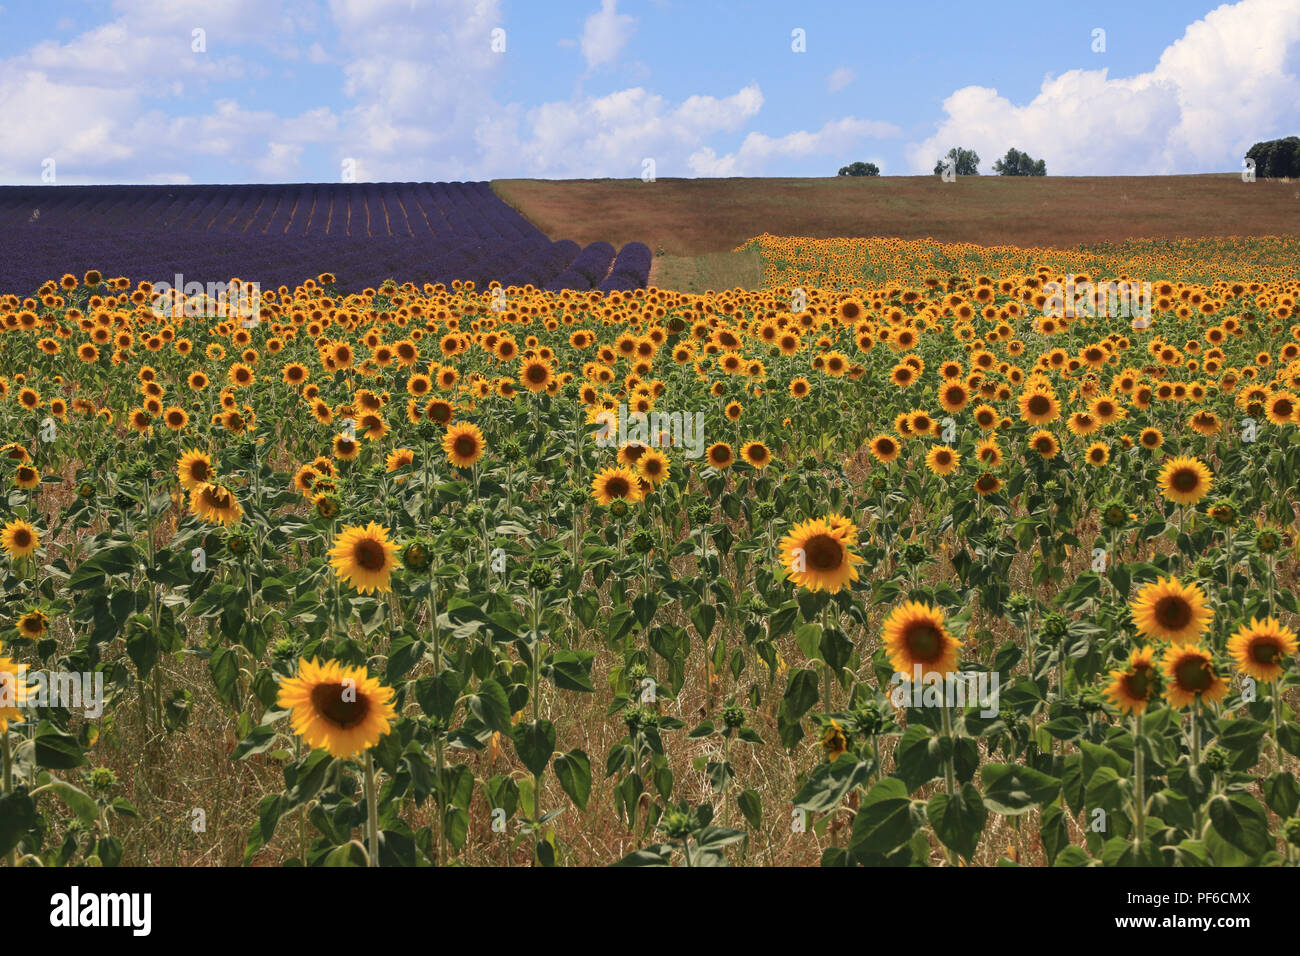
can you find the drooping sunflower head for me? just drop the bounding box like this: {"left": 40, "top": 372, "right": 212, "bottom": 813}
{"left": 1130, "top": 576, "right": 1212, "bottom": 642}
{"left": 1161, "top": 644, "right": 1227, "bottom": 710}
{"left": 327, "top": 522, "right": 401, "bottom": 594}
{"left": 1103, "top": 645, "right": 1159, "bottom": 715}
{"left": 1227, "top": 617, "right": 1298, "bottom": 682}
{"left": 16, "top": 609, "right": 48, "bottom": 639}
{"left": 189, "top": 482, "right": 243, "bottom": 527}
{"left": 779, "top": 517, "right": 864, "bottom": 595}
{"left": 882, "top": 600, "right": 962, "bottom": 679}
{"left": 1157, "top": 455, "right": 1212, "bottom": 506}
{"left": 276, "top": 658, "right": 397, "bottom": 759}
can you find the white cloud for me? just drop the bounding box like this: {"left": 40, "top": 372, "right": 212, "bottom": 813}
{"left": 827, "top": 66, "right": 854, "bottom": 93}
{"left": 580, "top": 0, "right": 637, "bottom": 72}
{"left": 907, "top": 0, "right": 1300, "bottom": 174}
{"left": 689, "top": 117, "right": 901, "bottom": 176}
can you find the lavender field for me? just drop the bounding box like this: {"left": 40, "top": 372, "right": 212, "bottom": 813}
{"left": 0, "top": 182, "right": 651, "bottom": 295}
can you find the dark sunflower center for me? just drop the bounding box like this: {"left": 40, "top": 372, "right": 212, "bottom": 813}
{"left": 353, "top": 538, "right": 388, "bottom": 572}
{"left": 1153, "top": 595, "right": 1192, "bottom": 630}
{"left": 935, "top": 451, "right": 952, "bottom": 466}
{"left": 605, "top": 476, "right": 630, "bottom": 498}
{"left": 803, "top": 534, "right": 843, "bottom": 572}
{"left": 526, "top": 364, "right": 548, "bottom": 383}
{"left": 904, "top": 624, "right": 942, "bottom": 661}
{"left": 1028, "top": 395, "right": 1050, "bottom": 415}
{"left": 711, "top": 448, "right": 731, "bottom": 464}
{"left": 310, "top": 682, "right": 372, "bottom": 729}
{"left": 1274, "top": 399, "right": 1293, "bottom": 416}
{"left": 1174, "top": 658, "right": 1211, "bottom": 692}
{"left": 1171, "top": 468, "right": 1199, "bottom": 492}
{"left": 750, "top": 446, "right": 767, "bottom": 461}
{"left": 1251, "top": 640, "right": 1279, "bottom": 665}
{"left": 624, "top": 444, "right": 646, "bottom": 463}
{"left": 453, "top": 436, "right": 477, "bottom": 458}
{"left": 1124, "top": 668, "right": 1152, "bottom": 700}
{"left": 1036, "top": 437, "right": 1053, "bottom": 451}
{"left": 14, "top": 529, "right": 32, "bottom": 547}
{"left": 644, "top": 458, "right": 663, "bottom": 475}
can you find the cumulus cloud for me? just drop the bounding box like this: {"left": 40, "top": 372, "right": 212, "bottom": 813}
{"left": 827, "top": 67, "right": 854, "bottom": 93}
{"left": 689, "top": 117, "right": 901, "bottom": 176}
{"left": 580, "top": 0, "right": 637, "bottom": 72}
{"left": 907, "top": 0, "right": 1300, "bottom": 174}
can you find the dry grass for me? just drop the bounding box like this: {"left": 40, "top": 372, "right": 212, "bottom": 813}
{"left": 492, "top": 175, "right": 1300, "bottom": 267}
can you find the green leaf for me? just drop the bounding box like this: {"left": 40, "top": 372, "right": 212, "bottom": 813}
{"left": 927, "top": 783, "right": 987, "bottom": 862}
{"left": 34, "top": 720, "right": 87, "bottom": 770}
{"left": 209, "top": 646, "right": 240, "bottom": 710}
{"left": 850, "top": 777, "right": 918, "bottom": 855}
{"left": 467, "top": 677, "right": 513, "bottom": 734}
{"left": 414, "top": 669, "right": 462, "bottom": 724}
{"left": 1207, "top": 793, "right": 1271, "bottom": 860}
{"left": 1263, "top": 771, "right": 1300, "bottom": 819}
{"left": 792, "top": 758, "right": 873, "bottom": 813}
{"left": 553, "top": 749, "right": 592, "bottom": 810}
{"left": 513, "top": 720, "right": 556, "bottom": 779}
{"left": 0, "top": 790, "right": 36, "bottom": 855}
{"left": 980, "top": 763, "right": 1061, "bottom": 815}
{"left": 737, "top": 789, "right": 762, "bottom": 830}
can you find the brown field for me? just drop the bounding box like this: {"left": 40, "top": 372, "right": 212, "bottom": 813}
{"left": 492, "top": 174, "right": 1300, "bottom": 289}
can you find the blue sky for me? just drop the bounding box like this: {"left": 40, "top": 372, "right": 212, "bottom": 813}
{"left": 1, "top": 0, "right": 1297, "bottom": 183}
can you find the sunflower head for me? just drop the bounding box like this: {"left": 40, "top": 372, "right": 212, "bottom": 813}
{"left": 328, "top": 522, "right": 401, "bottom": 594}
{"left": 882, "top": 600, "right": 962, "bottom": 679}
{"left": 277, "top": 658, "right": 398, "bottom": 759}
{"left": 779, "top": 517, "right": 864, "bottom": 595}
{"left": 1130, "top": 576, "right": 1212, "bottom": 642}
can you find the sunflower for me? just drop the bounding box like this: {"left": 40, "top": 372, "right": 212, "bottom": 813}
{"left": 974, "top": 472, "right": 1002, "bottom": 496}
{"left": 1227, "top": 617, "right": 1298, "bottom": 682}
{"left": 14, "top": 465, "right": 39, "bottom": 489}
{"left": 385, "top": 448, "right": 415, "bottom": 472}
{"left": 1017, "top": 388, "right": 1060, "bottom": 425}
{"left": 741, "top": 441, "right": 771, "bottom": 469}
{"left": 1130, "top": 576, "right": 1212, "bottom": 642}
{"left": 173, "top": 449, "right": 213, "bottom": 491}
{"left": 519, "top": 358, "right": 553, "bottom": 393}
{"left": 779, "top": 517, "right": 863, "bottom": 594}
{"left": 442, "top": 422, "right": 485, "bottom": 468}
{"left": 1161, "top": 644, "right": 1227, "bottom": 709}
{"left": 1157, "top": 456, "right": 1212, "bottom": 506}
{"left": 189, "top": 483, "right": 243, "bottom": 526}
{"left": 925, "top": 444, "right": 960, "bottom": 475}
{"left": 1139, "top": 427, "right": 1163, "bottom": 449}
{"left": 590, "top": 465, "right": 644, "bottom": 506}
{"left": 869, "top": 434, "right": 900, "bottom": 464}
{"left": 0, "top": 641, "right": 34, "bottom": 732}
{"left": 16, "top": 608, "right": 48, "bottom": 639}
{"left": 820, "top": 720, "right": 848, "bottom": 762}
{"left": 1085, "top": 441, "right": 1110, "bottom": 466}
{"left": 882, "top": 600, "right": 962, "bottom": 678}
{"left": 637, "top": 448, "right": 671, "bottom": 485}
{"left": 333, "top": 433, "right": 362, "bottom": 461}
{"left": 789, "top": 377, "right": 811, "bottom": 398}
{"left": 1028, "top": 429, "right": 1060, "bottom": 459}
{"left": 1, "top": 519, "right": 39, "bottom": 558}
{"left": 1103, "top": 646, "right": 1159, "bottom": 715}
{"left": 328, "top": 522, "right": 401, "bottom": 594}
{"left": 276, "top": 658, "right": 397, "bottom": 759}
{"left": 705, "top": 442, "right": 733, "bottom": 469}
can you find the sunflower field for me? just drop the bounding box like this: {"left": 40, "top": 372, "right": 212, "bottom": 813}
{"left": 2, "top": 237, "right": 1300, "bottom": 868}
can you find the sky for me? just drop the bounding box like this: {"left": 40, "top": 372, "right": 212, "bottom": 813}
{"left": 0, "top": 0, "right": 1297, "bottom": 184}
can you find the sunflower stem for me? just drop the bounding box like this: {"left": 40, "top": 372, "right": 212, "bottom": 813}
{"left": 1132, "top": 711, "right": 1146, "bottom": 850}
{"left": 364, "top": 750, "right": 380, "bottom": 867}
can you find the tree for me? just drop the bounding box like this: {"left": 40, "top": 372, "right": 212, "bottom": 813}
{"left": 992, "top": 147, "right": 1047, "bottom": 176}
{"left": 1246, "top": 137, "right": 1300, "bottom": 178}
{"left": 837, "top": 161, "right": 880, "bottom": 177}
{"left": 933, "top": 147, "right": 980, "bottom": 176}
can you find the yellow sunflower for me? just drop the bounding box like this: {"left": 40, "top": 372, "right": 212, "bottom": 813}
{"left": 0, "top": 640, "right": 34, "bottom": 732}
{"left": 1, "top": 519, "right": 40, "bottom": 558}
{"left": 177, "top": 449, "right": 214, "bottom": 490}
{"left": 189, "top": 483, "right": 243, "bottom": 526}
{"left": 1227, "top": 617, "right": 1298, "bottom": 682}
{"left": 778, "top": 517, "right": 864, "bottom": 594}
{"left": 328, "top": 522, "right": 401, "bottom": 594}
{"left": 590, "top": 465, "right": 644, "bottom": 506}
{"left": 1103, "top": 646, "right": 1159, "bottom": 715}
{"left": 442, "top": 422, "right": 486, "bottom": 468}
{"left": 1130, "top": 576, "right": 1212, "bottom": 642}
{"left": 1157, "top": 456, "right": 1212, "bottom": 506}
{"left": 882, "top": 600, "right": 962, "bottom": 678}
{"left": 277, "top": 658, "right": 397, "bottom": 759}
{"left": 1161, "top": 644, "right": 1227, "bottom": 710}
